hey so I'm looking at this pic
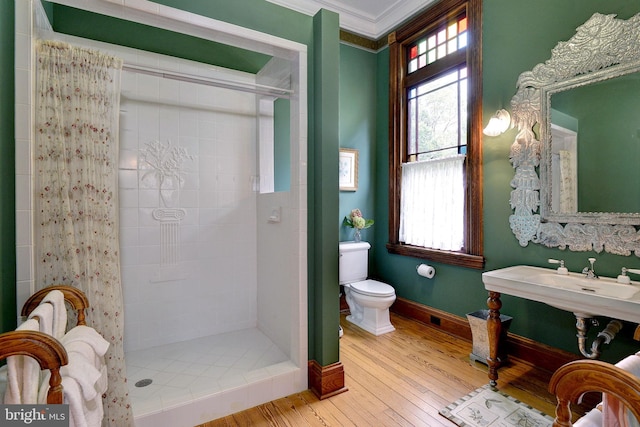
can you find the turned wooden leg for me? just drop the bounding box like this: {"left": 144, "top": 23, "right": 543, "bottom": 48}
{"left": 486, "top": 291, "right": 502, "bottom": 387}
{"left": 553, "top": 398, "right": 573, "bottom": 427}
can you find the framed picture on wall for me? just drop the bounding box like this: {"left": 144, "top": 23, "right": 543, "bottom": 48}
{"left": 339, "top": 148, "right": 358, "bottom": 191}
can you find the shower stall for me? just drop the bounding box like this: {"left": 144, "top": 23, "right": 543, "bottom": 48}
{"left": 16, "top": 1, "right": 308, "bottom": 426}
{"left": 118, "top": 56, "right": 304, "bottom": 425}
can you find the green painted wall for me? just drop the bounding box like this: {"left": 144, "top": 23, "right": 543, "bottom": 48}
{"left": 368, "top": 0, "right": 640, "bottom": 363}
{"left": 50, "top": 4, "right": 271, "bottom": 74}
{"left": 338, "top": 44, "right": 377, "bottom": 244}
{"left": 311, "top": 9, "right": 340, "bottom": 364}
{"left": 151, "top": 0, "right": 312, "bottom": 45}
{"left": 274, "top": 98, "right": 291, "bottom": 192}
{"left": 0, "top": 0, "right": 16, "bottom": 334}
{"left": 482, "top": 0, "right": 640, "bottom": 362}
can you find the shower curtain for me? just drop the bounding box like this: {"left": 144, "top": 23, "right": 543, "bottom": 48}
{"left": 34, "top": 40, "right": 133, "bottom": 426}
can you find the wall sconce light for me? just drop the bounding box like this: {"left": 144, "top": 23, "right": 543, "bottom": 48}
{"left": 483, "top": 109, "right": 511, "bottom": 136}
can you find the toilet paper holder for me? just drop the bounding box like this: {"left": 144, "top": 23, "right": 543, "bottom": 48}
{"left": 416, "top": 264, "right": 435, "bottom": 279}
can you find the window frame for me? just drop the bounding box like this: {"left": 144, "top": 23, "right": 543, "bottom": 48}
{"left": 386, "top": 0, "right": 484, "bottom": 269}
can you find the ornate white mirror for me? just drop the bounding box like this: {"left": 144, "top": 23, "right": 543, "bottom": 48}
{"left": 509, "top": 12, "right": 640, "bottom": 255}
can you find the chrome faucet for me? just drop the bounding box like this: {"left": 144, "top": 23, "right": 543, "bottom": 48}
{"left": 582, "top": 257, "right": 599, "bottom": 279}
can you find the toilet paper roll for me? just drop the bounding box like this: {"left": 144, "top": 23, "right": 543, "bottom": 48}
{"left": 417, "top": 264, "right": 435, "bottom": 279}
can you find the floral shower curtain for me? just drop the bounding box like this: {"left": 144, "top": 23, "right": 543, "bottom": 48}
{"left": 34, "top": 40, "right": 133, "bottom": 426}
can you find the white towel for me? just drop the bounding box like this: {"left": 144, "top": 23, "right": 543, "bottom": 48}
{"left": 4, "top": 318, "right": 41, "bottom": 404}
{"left": 603, "top": 354, "right": 640, "bottom": 427}
{"left": 61, "top": 326, "right": 110, "bottom": 358}
{"left": 574, "top": 407, "right": 603, "bottom": 427}
{"left": 39, "top": 351, "right": 105, "bottom": 427}
{"left": 27, "top": 302, "right": 54, "bottom": 337}
{"left": 95, "top": 365, "right": 108, "bottom": 396}
{"left": 36, "top": 325, "right": 108, "bottom": 427}
{"left": 59, "top": 373, "right": 104, "bottom": 427}
{"left": 61, "top": 327, "right": 109, "bottom": 397}
{"left": 617, "top": 353, "right": 640, "bottom": 377}
{"left": 61, "top": 377, "right": 89, "bottom": 427}
{"left": 82, "top": 392, "right": 104, "bottom": 427}
{"left": 38, "top": 352, "right": 101, "bottom": 403}
{"left": 63, "top": 353, "right": 100, "bottom": 401}
{"left": 64, "top": 340, "right": 108, "bottom": 395}
{"left": 0, "top": 364, "right": 7, "bottom": 401}
{"left": 41, "top": 289, "right": 67, "bottom": 340}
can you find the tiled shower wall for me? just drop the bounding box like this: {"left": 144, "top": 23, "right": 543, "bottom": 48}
{"left": 119, "top": 69, "right": 260, "bottom": 352}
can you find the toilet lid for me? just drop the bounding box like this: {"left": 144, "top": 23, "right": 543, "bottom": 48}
{"left": 350, "top": 279, "right": 395, "bottom": 297}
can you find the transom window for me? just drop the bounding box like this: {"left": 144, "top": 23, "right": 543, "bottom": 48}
{"left": 408, "top": 16, "right": 467, "bottom": 74}
{"left": 387, "top": 0, "right": 484, "bottom": 269}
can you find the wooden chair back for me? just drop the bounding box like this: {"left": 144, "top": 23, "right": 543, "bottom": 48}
{"left": 549, "top": 359, "right": 640, "bottom": 426}
{"left": 21, "top": 285, "right": 90, "bottom": 326}
{"left": 0, "top": 330, "right": 68, "bottom": 404}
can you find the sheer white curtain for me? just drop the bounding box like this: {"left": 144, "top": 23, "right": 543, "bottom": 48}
{"left": 34, "top": 40, "right": 133, "bottom": 426}
{"left": 399, "top": 155, "right": 465, "bottom": 251}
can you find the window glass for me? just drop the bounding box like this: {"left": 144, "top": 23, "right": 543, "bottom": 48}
{"left": 407, "top": 68, "right": 467, "bottom": 160}
{"left": 407, "top": 14, "right": 468, "bottom": 74}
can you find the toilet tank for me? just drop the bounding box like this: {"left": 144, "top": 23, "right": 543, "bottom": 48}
{"left": 339, "top": 241, "right": 371, "bottom": 284}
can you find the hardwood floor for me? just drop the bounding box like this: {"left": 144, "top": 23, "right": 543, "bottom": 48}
{"left": 197, "top": 313, "right": 594, "bottom": 426}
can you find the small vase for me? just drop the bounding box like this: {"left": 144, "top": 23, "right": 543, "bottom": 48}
{"left": 353, "top": 228, "right": 361, "bottom": 242}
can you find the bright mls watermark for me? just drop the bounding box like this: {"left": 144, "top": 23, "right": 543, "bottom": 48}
{"left": 0, "top": 405, "right": 68, "bottom": 426}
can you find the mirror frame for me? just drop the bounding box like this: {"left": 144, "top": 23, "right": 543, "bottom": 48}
{"left": 509, "top": 12, "right": 640, "bottom": 255}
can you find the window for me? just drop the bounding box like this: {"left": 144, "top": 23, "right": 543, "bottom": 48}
{"left": 387, "top": 0, "right": 483, "bottom": 269}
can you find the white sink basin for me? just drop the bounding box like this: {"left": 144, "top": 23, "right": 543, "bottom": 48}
{"left": 482, "top": 265, "right": 640, "bottom": 323}
{"left": 535, "top": 273, "right": 640, "bottom": 299}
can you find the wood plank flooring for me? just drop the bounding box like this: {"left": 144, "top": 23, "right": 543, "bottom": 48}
{"left": 197, "top": 313, "right": 594, "bottom": 426}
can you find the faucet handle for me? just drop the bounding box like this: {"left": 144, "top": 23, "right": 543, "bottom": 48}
{"left": 617, "top": 267, "right": 640, "bottom": 284}
{"left": 582, "top": 258, "right": 598, "bottom": 278}
{"left": 619, "top": 267, "right": 640, "bottom": 284}
{"left": 618, "top": 267, "right": 630, "bottom": 284}
{"left": 548, "top": 258, "right": 568, "bottom": 275}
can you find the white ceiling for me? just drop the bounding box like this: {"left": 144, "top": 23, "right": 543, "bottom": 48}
{"left": 266, "top": 0, "right": 436, "bottom": 40}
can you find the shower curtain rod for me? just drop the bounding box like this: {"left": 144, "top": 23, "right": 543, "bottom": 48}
{"left": 122, "top": 64, "right": 293, "bottom": 99}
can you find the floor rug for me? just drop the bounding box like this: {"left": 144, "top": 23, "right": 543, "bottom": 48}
{"left": 439, "top": 384, "right": 555, "bottom": 427}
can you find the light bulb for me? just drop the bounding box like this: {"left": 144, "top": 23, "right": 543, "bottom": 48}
{"left": 483, "top": 109, "right": 511, "bottom": 136}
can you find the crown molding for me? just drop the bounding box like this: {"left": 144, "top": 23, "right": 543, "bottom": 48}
{"left": 266, "top": 0, "right": 435, "bottom": 40}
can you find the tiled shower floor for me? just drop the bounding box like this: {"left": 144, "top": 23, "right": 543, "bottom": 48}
{"left": 125, "top": 328, "right": 289, "bottom": 418}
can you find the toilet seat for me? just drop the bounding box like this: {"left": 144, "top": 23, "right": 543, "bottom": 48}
{"left": 349, "top": 279, "right": 395, "bottom": 297}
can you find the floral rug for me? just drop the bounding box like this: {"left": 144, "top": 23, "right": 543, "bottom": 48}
{"left": 439, "top": 385, "right": 555, "bottom": 427}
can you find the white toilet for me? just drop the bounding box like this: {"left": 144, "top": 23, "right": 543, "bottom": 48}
{"left": 339, "top": 241, "right": 396, "bottom": 336}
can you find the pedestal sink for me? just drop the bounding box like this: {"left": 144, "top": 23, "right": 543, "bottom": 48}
{"left": 480, "top": 265, "right": 640, "bottom": 386}
{"left": 482, "top": 265, "right": 640, "bottom": 323}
